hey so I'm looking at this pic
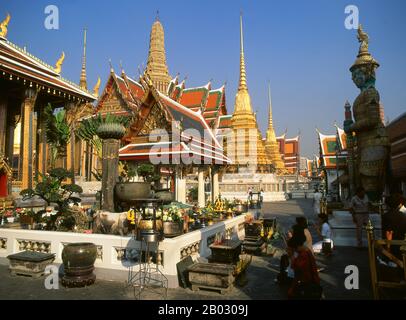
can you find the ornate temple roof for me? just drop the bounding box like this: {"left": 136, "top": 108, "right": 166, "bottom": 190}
{"left": 0, "top": 36, "right": 95, "bottom": 101}
{"left": 317, "top": 129, "right": 346, "bottom": 169}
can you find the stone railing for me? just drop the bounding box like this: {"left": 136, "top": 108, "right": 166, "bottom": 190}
{"left": 180, "top": 240, "right": 201, "bottom": 260}
{"left": 0, "top": 238, "right": 7, "bottom": 250}
{"left": 0, "top": 214, "right": 246, "bottom": 288}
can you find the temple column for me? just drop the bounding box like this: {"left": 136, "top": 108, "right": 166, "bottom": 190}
{"left": 0, "top": 96, "right": 8, "bottom": 155}
{"left": 175, "top": 168, "right": 186, "bottom": 203}
{"left": 20, "top": 88, "right": 37, "bottom": 190}
{"left": 65, "top": 102, "right": 75, "bottom": 183}
{"left": 36, "top": 107, "right": 47, "bottom": 177}
{"left": 5, "top": 111, "right": 17, "bottom": 196}
{"left": 212, "top": 167, "right": 219, "bottom": 202}
{"left": 198, "top": 167, "right": 205, "bottom": 207}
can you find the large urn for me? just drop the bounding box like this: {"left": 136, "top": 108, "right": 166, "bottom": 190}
{"left": 61, "top": 242, "right": 97, "bottom": 287}
{"left": 153, "top": 189, "right": 174, "bottom": 204}
{"left": 115, "top": 182, "right": 152, "bottom": 203}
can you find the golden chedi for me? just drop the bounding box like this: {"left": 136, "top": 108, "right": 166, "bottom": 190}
{"left": 228, "top": 15, "right": 270, "bottom": 172}
{"left": 145, "top": 15, "right": 172, "bottom": 93}
{"left": 264, "top": 84, "right": 286, "bottom": 174}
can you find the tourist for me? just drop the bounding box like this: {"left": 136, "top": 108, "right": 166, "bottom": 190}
{"left": 287, "top": 228, "right": 322, "bottom": 300}
{"left": 312, "top": 214, "right": 334, "bottom": 254}
{"left": 350, "top": 187, "right": 371, "bottom": 248}
{"left": 248, "top": 187, "right": 253, "bottom": 201}
{"left": 382, "top": 193, "right": 406, "bottom": 258}
{"left": 313, "top": 189, "right": 322, "bottom": 215}
{"left": 295, "top": 217, "right": 314, "bottom": 254}
{"left": 260, "top": 189, "right": 264, "bottom": 207}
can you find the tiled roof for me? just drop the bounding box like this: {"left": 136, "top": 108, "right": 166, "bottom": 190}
{"left": 0, "top": 38, "right": 95, "bottom": 101}
{"left": 179, "top": 83, "right": 210, "bottom": 109}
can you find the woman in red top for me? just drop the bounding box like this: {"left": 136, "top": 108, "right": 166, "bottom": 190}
{"left": 287, "top": 227, "right": 322, "bottom": 300}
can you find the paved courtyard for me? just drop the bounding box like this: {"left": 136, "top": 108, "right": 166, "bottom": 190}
{"left": 0, "top": 199, "right": 374, "bottom": 300}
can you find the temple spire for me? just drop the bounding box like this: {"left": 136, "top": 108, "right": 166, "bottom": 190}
{"left": 146, "top": 15, "right": 171, "bottom": 93}
{"left": 268, "top": 82, "right": 273, "bottom": 128}
{"left": 238, "top": 13, "right": 248, "bottom": 91}
{"left": 79, "top": 28, "right": 87, "bottom": 90}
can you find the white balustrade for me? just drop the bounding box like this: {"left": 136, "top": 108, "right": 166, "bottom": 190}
{"left": 0, "top": 214, "right": 246, "bottom": 288}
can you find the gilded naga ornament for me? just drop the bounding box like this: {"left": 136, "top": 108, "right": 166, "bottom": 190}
{"left": 54, "top": 51, "right": 65, "bottom": 74}
{"left": 93, "top": 77, "right": 101, "bottom": 97}
{"left": 346, "top": 24, "right": 389, "bottom": 201}
{"left": 0, "top": 13, "right": 10, "bottom": 38}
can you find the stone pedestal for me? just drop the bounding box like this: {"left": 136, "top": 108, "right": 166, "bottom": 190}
{"left": 187, "top": 262, "right": 235, "bottom": 294}
{"left": 7, "top": 251, "right": 55, "bottom": 278}
{"left": 208, "top": 239, "right": 242, "bottom": 264}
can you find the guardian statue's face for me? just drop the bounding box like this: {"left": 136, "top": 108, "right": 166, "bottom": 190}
{"left": 352, "top": 68, "right": 366, "bottom": 89}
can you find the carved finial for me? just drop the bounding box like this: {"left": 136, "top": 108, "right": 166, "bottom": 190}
{"left": 93, "top": 77, "right": 101, "bottom": 98}
{"left": 0, "top": 13, "right": 11, "bottom": 38}
{"left": 109, "top": 59, "right": 114, "bottom": 73}
{"left": 357, "top": 24, "right": 369, "bottom": 53}
{"left": 156, "top": 10, "right": 160, "bottom": 21}
{"left": 119, "top": 60, "right": 125, "bottom": 75}
{"left": 54, "top": 51, "right": 65, "bottom": 74}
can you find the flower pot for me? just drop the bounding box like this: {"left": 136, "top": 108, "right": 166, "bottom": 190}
{"left": 20, "top": 215, "right": 34, "bottom": 225}
{"left": 115, "top": 182, "right": 152, "bottom": 203}
{"left": 163, "top": 221, "right": 183, "bottom": 238}
{"left": 61, "top": 242, "right": 97, "bottom": 287}
{"left": 6, "top": 217, "right": 15, "bottom": 223}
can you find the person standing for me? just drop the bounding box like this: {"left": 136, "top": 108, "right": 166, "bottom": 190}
{"left": 312, "top": 214, "right": 334, "bottom": 254}
{"left": 350, "top": 187, "right": 371, "bottom": 248}
{"left": 295, "top": 217, "right": 314, "bottom": 255}
{"left": 287, "top": 228, "right": 322, "bottom": 300}
{"left": 260, "top": 189, "right": 264, "bottom": 206}
{"left": 313, "top": 189, "right": 323, "bottom": 215}
{"left": 248, "top": 186, "right": 253, "bottom": 201}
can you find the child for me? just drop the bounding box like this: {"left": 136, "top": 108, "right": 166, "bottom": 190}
{"left": 312, "top": 214, "right": 334, "bottom": 254}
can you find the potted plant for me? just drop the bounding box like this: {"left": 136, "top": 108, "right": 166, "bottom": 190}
{"left": 20, "top": 168, "right": 85, "bottom": 231}
{"left": 4, "top": 209, "right": 15, "bottom": 223}
{"left": 162, "top": 205, "right": 184, "bottom": 237}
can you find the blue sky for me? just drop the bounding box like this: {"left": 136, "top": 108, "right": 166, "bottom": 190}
{"left": 2, "top": 0, "right": 406, "bottom": 158}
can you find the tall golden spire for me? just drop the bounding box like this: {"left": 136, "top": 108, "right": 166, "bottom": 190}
{"left": 265, "top": 83, "right": 286, "bottom": 174}
{"left": 239, "top": 13, "right": 248, "bottom": 91}
{"left": 79, "top": 28, "right": 87, "bottom": 90}
{"left": 146, "top": 15, "right": 171, "bottom": 93}
{"left": 267, "top": 83, "right": 273, "bottom": 128}
{"left": 229, "top": 13, "right": 270, "bottom": 171}
{"left": 233, "top": 13, "right": 253, "bottom": 115}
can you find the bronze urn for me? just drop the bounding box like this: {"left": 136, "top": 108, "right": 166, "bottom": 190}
{"left": 61, "top": 242, "right": 97, "bottom": 287}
